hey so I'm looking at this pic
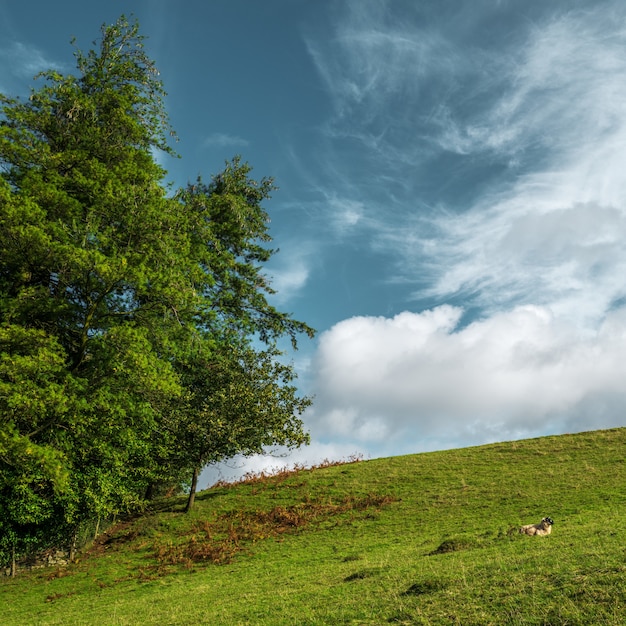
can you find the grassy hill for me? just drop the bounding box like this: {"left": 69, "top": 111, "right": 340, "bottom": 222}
{"left": 3, "top": 427, "right": 626, "bottom": 625}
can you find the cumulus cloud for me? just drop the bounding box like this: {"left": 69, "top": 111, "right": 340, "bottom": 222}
{"left": 307, "top": 305, "right": 626, "bottom": 451}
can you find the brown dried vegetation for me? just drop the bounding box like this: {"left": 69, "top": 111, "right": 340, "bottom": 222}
{"left": 153, "top": 493, "right": 396, "bottom": 567}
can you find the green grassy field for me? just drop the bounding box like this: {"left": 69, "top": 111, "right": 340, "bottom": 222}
{"left": 3, "top": 427, "right": 626, "bottom": 625}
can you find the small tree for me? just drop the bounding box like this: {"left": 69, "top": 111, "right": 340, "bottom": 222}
{"left": 168, "top": 340, "right": 311, "bottom": 512}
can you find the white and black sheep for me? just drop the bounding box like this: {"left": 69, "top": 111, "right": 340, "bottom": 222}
{"left": 519, "top": 517, "right": 554, "bottom": 536}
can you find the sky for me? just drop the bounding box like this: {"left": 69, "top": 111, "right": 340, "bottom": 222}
{"left": 2, "top": 0, "right": 626, "bottom": 485}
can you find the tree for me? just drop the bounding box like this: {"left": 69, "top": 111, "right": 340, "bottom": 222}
{"left": 0, "top": 16, "right": 314, "bottom": 564}
{"left": 0, "top": 325, "right": 76, "bottom": 574}
{"left": 169, "top": 339, "right": 311, "bottom": 512}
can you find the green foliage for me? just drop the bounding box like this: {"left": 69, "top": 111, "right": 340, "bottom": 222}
{"left": 0, "top": 325, "right": 77, "bottom": 567}
{"left": 0, "top": 16, "right": 313, "bottom": 563}
{"left": 2, "top": 428, "right": 626, "bottom": 624}
{"left": 175, "top": 158, "right": 314, "bottom": 345}
{"left": 173, "top": 343, "right": 311, "bottom": 466}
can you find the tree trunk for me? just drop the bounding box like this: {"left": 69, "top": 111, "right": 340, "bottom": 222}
{"left": 144, "top": 482, "right": 155, "bottom": 501}
{"left": 184, "top": 467, "right": 199, "bottom": 513}
{"left": 69, "top": 528, "right": 78, "bottom": 562}
{"left": 10, "top": 544, "right": 16, "bottom": 578}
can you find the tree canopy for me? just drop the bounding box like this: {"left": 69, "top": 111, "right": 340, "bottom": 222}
{"left": 0, "top": 16, "right": 314, "bottom": 571}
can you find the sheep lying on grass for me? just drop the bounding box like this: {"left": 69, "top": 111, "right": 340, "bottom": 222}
{"left": 519, "top": 517, "right": 554, "bottom": 536}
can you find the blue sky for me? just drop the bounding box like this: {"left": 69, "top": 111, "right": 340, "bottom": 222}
{"left": 3, "top": 0, "right": 626, "bottom": 483}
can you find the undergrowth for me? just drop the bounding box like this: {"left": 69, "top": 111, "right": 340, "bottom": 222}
{"left": 153, "top": 493, "right": 397, "bottom": 567}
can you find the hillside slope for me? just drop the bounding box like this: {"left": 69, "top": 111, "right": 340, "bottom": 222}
{"left": 3, "top": 428, "right": 626, "bottom": 625}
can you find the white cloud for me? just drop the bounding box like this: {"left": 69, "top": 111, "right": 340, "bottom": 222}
{"left": 0, "top": 40, "right": 64, "bottom": 94}
{"left": 0, "top": 41, "right": 63, "bottom": 78}
{"left": 328, "top": 195, "right": 363, "bottom": 231}
{"left": 298, "top": 3, "right": 626, "bottom": 458}
{"left": 433, "top": 8, "right": 626, "bottom": 168}
{"left": 420, "top": 199, "right": 626, "bottom": 327}
{"left": 307, "top": 305, "right": 626, "bottom": 451}
{"left": 358, "top": 4, "right": 626, "bottom": 328}
{"left": 268, "top": 261, "right": 309, "bottom": 304}
{"left": 203, "top": 132, "right": 250, "bottom": 148}
{"left": 266, "top": 242, "right": 316, "bottom": 305}
{"left": 199, "top": 439, "right": 366, "bottom": 488}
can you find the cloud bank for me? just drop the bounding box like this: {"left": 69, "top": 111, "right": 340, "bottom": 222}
{"left": 308, "top": 305, "right": 626, "bottom": 452}
{"left": 300, "top": 0, "right": 626, "bottom": 454}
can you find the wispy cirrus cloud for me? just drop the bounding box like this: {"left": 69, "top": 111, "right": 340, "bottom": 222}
{"left": 265, "top": 239, "right": 319, "bottom": 306}
{"left": 0, "top": 41, "right": 63, "bottom": 77}
{"left": 300, "top": 0, "right": 626, "bottom": 454}
{"left": 203, "top": 132, "right": 250, "bottom": 148}
{"left": 267, "top": 257, "right": 310, "bottom": 305}
{"left": 306, "top": 1, "right": 462, "bottom": 126}
{"left": 307, "top": 0, "right": 626, "bottom": 327}
{"left": 0, "top": 40, "right": 64, "bottom": 94}
{"left": 413, "top": 6, "right": 626, "bottom": 324}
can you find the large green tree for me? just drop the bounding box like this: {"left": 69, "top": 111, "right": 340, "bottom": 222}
{"left": 0, "top": 16, "right": 313, "bottom": 567}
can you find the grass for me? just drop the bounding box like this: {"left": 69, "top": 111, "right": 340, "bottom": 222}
{"left": 3, "top": 427, "right": 626, "bottom": 625}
